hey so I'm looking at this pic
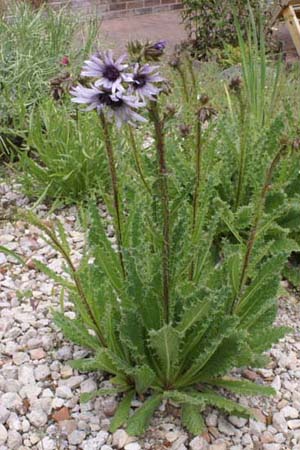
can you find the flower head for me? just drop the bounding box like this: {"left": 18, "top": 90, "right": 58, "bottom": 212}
{"left": 81, "top": 51, "right": 132, "bottom": 94}
{"left": 144, "top": 40, "right": 167, "bottom": 60}
{"left": 130, "top": 63, "right": 164, "bottom": 100}
{"left": 70, "top": 84, "right": 146, "bottom": 128}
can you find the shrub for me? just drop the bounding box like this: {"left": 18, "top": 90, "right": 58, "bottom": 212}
{"left": 181, "top": 0, "right": 272, "bottom": 59}
{"left": 24, "top": 39, "right": 294, "bottom": 435}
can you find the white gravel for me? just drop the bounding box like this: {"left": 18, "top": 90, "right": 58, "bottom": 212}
{"left": 0, "top": 179, "right": 300, "bottom": 450}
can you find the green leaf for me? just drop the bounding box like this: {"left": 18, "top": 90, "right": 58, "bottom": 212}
{"left": 181, "top": 404, "right": 205, "bottom": 435}
{"left": 34, "top": 259, "right": 75, "bottom": 291}
{"left": 53, "top": 312, "right": 101, "bottom": 350}
{"left": 68, "top": 358, "right": 101, "bottom": 372}
{"left": 176, "top": 290, "right": 213, "bottom": 334}
{"left": 201, "top": 391, "right": 254, "bottom": 418}
{"left": 132, "top": 365, "right": 156, "bottom": 395}
{"left": 207, "top": 378, "right": 275, "bottom": 396}
{"left": 0, "top": 246, "right": 25, "bottom": 265}
{"left": 166, "top": 390, "right": 206, "bottom": 407}
{"left": 109, "top": 390, "right": 135, "bottom": 432}
{"left": 149, "top": 325, "right": 180, "bottom": 383}
{"left": 80, "top": 387, "right": 125, "bottom": 403}
{"left": 126, "top": 393, "right": 162, "bottom": 436}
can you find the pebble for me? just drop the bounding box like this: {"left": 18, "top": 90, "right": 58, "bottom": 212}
{"left": 7, "top": 430, "right": 22, "bottom": 449}
{"left": 272, "top": 412, "right": 288, "bottom": 433}
{"left": 0, "top": 406, "right": 10, "bottom": 424}
{"left": 55, "top": 385, "right": 73, "bottom": 399}
{"left": 190, "top": 436, "right": 209, "bottom": 450}
{"left": 218, "top": 417, "right": 237, "bottom": 436}
{"left": 124, "top": 444, "right": 141, "bottom": 450}
{"left": 0, "top": 393, "right": 22, "bottom": 410}
{"left": 0, "top": 424, "right": 7, "bottom": 444}
{"left": 112, "top": 429, "right": 129, "bottom": 448}
{"left": 68, "top": 430, "right": 86, "bottom": 445}
{"left": 27, "top": 409, "right": 48, "bottom": 427}
{"left": 37, "top": 437, "right": 57, "bottom": 450}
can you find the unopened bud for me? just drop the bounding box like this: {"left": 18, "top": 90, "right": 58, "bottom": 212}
{"left": 229, "top": 76, "right": 242, "bottom": 92}
{"left": 169, "top": 56, "right": 181, "bottom": 69}
{"left": 199, "top": 94, "right": 209, "bottom": 105}
{"left": 198, "top": 106, "right": 217, "bottom": 123}
{"left": 292, "top": 138, "right": 300, "bottom": 151}
{"left": 179, "top": 124, "right": 191, "bottom": 137}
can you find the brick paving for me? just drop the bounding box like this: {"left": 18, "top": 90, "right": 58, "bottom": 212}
{"left": 101, "top": 10, "right": 186, "bottom": 52}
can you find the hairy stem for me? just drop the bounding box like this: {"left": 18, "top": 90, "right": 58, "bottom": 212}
{"left": 235, "top": 93, "right": 247, "bottom": 210}
{"left": 177, "top": 66, "right": 189, "bottom": 103}
{"left": 99, "top": 112, "right": 126, "bottom": 278}
{"left": 233, "top": 144, "right": 287, "bottom": 312}
{"left": 149, "top": 102, "right": 170, "bottom": 323}
{"left": 128, "top": 126, "right": 152, "bottom": 196}
{"left": 189, "top": 120, "right": 202, "bottom": 280}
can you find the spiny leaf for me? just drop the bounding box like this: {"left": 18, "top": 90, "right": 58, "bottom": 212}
{"left": 33, "top": 259, "right": 75, "bottom": 291}
{"left": 176, "top": 290, "right": 213, "bottom": 334}
{"left": 80, "top": 387, "right": 126, "bottom": 403}
{"left": 131, "top": 365, "right": 156, "bottom": 395}
{"left": 53, "top": 312, "right": 101, "bottom": 350}
{"left": 0, "top": 246, "right": 25, "bottom": 265}
{"left": 181, "top": 404, "right": 205, "bottom": 435}
{"left": 149, "top": 325, "right": 180, "bottom": 383}
{"left": 201, "top": 390, "right": 254, "bottom": 418}
{"left": 126, "top": 393, "right": 163, "bottom": 436}
{"left": 206, "top": 378, "right": 276, "bottom": 396}
{"left": 109, "top": 390, "right": 135, "bottom": 432}
{"left": 68, "top": 358, "right": 101, "bottom": 372}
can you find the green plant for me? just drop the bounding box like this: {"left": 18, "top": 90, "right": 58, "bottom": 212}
{"left": 24, "top": 42, "right": 293, "bottom": 436}
{"left": 18, "top": 99, "right": 109, "bottom": 205}
{"left": 181, "top": 0, "right": 271, "bottom": 59}
{"left": 0, "top": 1, "right": 98, "bottom": 161}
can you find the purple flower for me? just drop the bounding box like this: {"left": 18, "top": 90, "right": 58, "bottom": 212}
{"left": 81, "top": 51, "right": 132, "bottom": 94}
{"left": 70, "top": 84, "right": 146, "bottom": 128}
{"left": 152, "top": 40, "right": 166, "bottom": 51}
{"left": 130, "top": 64, "right": 164, "bottom": 100}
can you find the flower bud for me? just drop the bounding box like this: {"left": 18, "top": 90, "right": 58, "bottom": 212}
{"left": 292, "top": 138, "right": 300, "bottom": 151}
{"left": 199, "top": 94, "right": 209, "bottom": 105}
{"left": 60, "top": 55, "right": 69, "bottom": 66}
{"left": 198, "top": 106, "right": 217, "bottom": 123}
{"left": 229, "top": 76, "right": 242, "bottom": 92}
{"left": 179, "top": 124, "right": 191, "bottom": 137}
{"left": 144, "top": 40, "right": 166, "bottom": 61}
{"left": 169, "top": 56, "right": 181, "bottom": 69}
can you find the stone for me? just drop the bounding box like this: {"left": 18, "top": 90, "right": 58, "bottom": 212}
{"left": 206, "top": 413, "right": 218, "bottom": 427}
{"left": 12, "top": 352, "right": 29, "bottom": 365}
{"left": 30, "top": 348, "right": 46, "bottom": 360}
{"left": 0, "top": 393, "right": 22, "bottom": 410}
{"left": 272, "top": 412, "right": 288, "bottom": 433}
{"left": 281, "top": 406, "right": 298, "bottom": 419}
{"left": 7, "top": 430, "right": 22, "bottom": 449}
{"left": 171, "top": 435, "right": 188, "bottom": 450}
{"left": 37, "top": 437, "right": 56, "bottom": 450}
{"left": 271, "top": 376, "right": 281, "bottom": 392}
{"left": 55, "top": 386, "right": 73, "bottom": 399}
{"left": 68, "top": 430, "right": 86, "bottom": 445}
{"left": 190, "top": 436, "right": 209, "bottom": 450}
{"left": 3, "top": 380, "right": 21, "bottom": 393}
{"left": 27, "top": 408, "right": 48, "bottom": 427}
{"left": 19, "top": 384, "right": 42, "bottom": 401}
{"left": 262, "top": 445, "right": 281, "bottom": 450}
{"left": 56, "top": 346, "right": 73, "bottom": 361}
{"left": 59, "top": 375, "right": 84, "bottom": 389}
{"left": 103, "top": 398, "right": 118, "bottom": 417}
{"left": 34, "top": 364, "right": 50, "bottom": 381}
{"left": 166, "top": 431, "right": 180, "bottom": 443}
{"left": 7, "top": 413, "right": 21, "bottom": 431}
{"left": 0, "top": 406, "right": 10, "bottom": 424}
{"left": 52, "top": 406, "right": 70, "bottom": 422}
{"left": 80, "top": 378, "right": 97, "bottom": 393}
{"left": 101, "top": 447, "right": 113, "bottom": 450}
{"left": 125, "top": 444, "right": 141, "bottom": 450}
{"left": 82, "top": 430, "right": 109, "bottom": 450}
{"left": 112, "top": 429, "right": 129, "bottom": 449}
{"left": 228, "top": 416, "right": 247, "bottom": 428}
{"left": 218, "top": 417, "right": 236, "bottom": 436}
{"left": 249, "top": 418, "right": 266, "bottom": 435}
{"left": 58, "top": 420, "right": 77, "bottom": 435}
{"left": 210, "top": 440, "right": 227, "bottom": 450}
{"left": 0, "top": 424, "right": 7, "bottom": 444}
{"left": 287, "top": 419, "right": 300, "bottom": 429}
{"left": 18, "top": 365, "right": 35, "bottom": 385}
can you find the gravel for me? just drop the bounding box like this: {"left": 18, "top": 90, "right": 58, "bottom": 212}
{"left": 0, "top": 179, "right": 300, "bottom": 449}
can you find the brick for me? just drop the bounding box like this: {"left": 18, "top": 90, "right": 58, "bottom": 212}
{"left": 110, "top": 2, "right": 127, "bottom": 10}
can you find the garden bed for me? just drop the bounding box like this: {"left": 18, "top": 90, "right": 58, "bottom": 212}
{"left": 0, "top": 179, "right": 299, "bottom": 450}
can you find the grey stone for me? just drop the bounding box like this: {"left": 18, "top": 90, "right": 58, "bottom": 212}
{"left": 80, "top": 378, "right": 97, "bottom": 393}
{"left": 272, "top": 412, "right": 288, "bottom": 433}
{"left": 27, "top": 409, "right": 48, "bottom": 427}
{"left": 37, "top": 437, "right": 56, "bottom": 450}
{"left": 0, "top": 406, "right": 10, "bottom": 424}
{"left": 281, "top": 405, "right": 298, "bottom": 419}
{"left": 0, "top": 424, "right": 7, "bottom": 444}
{"left": 68, "top": 430, "right": 86, "bottom": 445}
{"left": 218, "top": 416, "right": 237, "bottom": 436}
{"left": 112, "top": 429, "right": 129, "bottom": 449}
{"left": 59, "top": 375, "right": 85, "bottom": 389}
{"left": 34, "top": 364, "right": 50, "bottom": 381}
{"left": 228, "top": 416, "right": 248, "bottom": 428}
{"left": 7, "top": 430, "right": 22, "bottom": 449}
{"left": 189, "top": 436, "right": 209, "bottom": 450}
{"left": 125, "top": 444, "right": 141, "bottom": 450}
{"left": 55, "top": 385, "right": 73, "bottom": 399}
{"left": 82, "top": 431, "right": 109, "bottom": 450}
{"left": 18, "top": 365, "right": 35, "bottom": 385}
{"left": 0, "top": 393, "right": 22, "bottom": 410}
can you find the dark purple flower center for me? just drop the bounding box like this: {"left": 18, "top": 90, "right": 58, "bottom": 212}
{"left": 98, "top": 92, "right": 123, "bottom": 109}
{"left": 153, "top": 40, "right": 166, "bottom": 51}
{"left": 133, "top": 73, "right": 147, "bottom": 89}
{"left": 103, "top": 65, "right": 120, "bottom": 82}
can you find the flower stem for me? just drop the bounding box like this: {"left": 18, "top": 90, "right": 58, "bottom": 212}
{"left": 232, "top": 144, "right": 287, "bottom": 313}
{"left": 149, "top": 102, "right": 170, "bottom": 323}
{"left": 128, "top": 126, "right": 152, "bottom": 196}
{"left": 99, "top": 112, "right": 126, "bottom": 278}
{"left": 235, "top": 93, "right": 247, "bottom": 210}
{"left": 189, "top": 120, "right": 202, "bottom": 280}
